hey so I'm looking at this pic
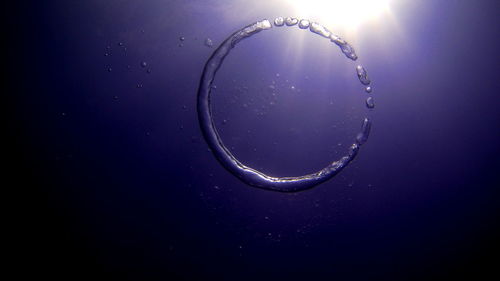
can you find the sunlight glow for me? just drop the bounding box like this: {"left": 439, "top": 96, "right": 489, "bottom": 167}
{"left": 285, "top": 0, "right": 392, "bottom": 30}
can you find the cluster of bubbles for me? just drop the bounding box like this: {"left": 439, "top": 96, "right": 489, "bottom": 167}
{"left": 197, "top": 18, "right": 375, "bottom": 192}
{"left": 274, "top": 17, "right": 375, "bottom": 110}
{"left": 104, "top": 42, "right": 152, "bottom": 100}
{"left": 178, "top": 36, "right": 214, "bottom": 48}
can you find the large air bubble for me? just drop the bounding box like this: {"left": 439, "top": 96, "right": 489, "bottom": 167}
{"left": 309, "top": 22, "right": 331, "bottom": 38}
{"left": 331, "top": 34, "right": 358, "bottom": 61}
{"left": 197, "top": 18, "right": 375, "bottom": 192}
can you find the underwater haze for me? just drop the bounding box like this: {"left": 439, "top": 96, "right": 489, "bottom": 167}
{"left": 9, "top": 0, "right": 500, "bottom": 280}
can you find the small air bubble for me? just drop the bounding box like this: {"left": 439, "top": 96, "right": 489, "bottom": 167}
{"left": 204, "top": 38, "right": 213, "bottom": 47}
{"left": 179, "top": 36, "right": 185, "bottom": 41}
{"left": 285, "top": 17, "right": 298, "bottom": 26}
{"left": 365, "top": 86, "right": 372, "bottom": 93}
{"left": 366, "top": 97, "right": 375, "bottom": 109}
{"left": 274, "top": 17, "right": 285, "bottom": 26}
{"left": 298, "top": 19, "right": 310, "bottom": 29}
{"left": 140, "top": 61, "right": 147, "bottom": 68}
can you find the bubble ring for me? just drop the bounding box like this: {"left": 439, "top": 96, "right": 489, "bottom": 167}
{"left": 197, "top": 18, "right": 373, "bottom": 192}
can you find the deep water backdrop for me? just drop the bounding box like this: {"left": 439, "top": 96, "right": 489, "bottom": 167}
{"left": 8, "top": 0, "right": 500, "bottom": 280}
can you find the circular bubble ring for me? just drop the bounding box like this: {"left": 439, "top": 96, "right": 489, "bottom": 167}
{"left": 197, "top": 18, "right": 373, "bottom": 192}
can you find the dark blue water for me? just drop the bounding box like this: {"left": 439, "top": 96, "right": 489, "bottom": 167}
{"left": 10, "top": 0, "right": 500, "bottom": 280}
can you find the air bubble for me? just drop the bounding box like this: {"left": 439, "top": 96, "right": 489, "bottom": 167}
{"left": 197, "top": 18, "right": 373, "bottom": 192}
{"left": 179, "top": 36, "right": 185, "bottom": 41}
{"left": 341, "top": 44, "right": 358, "bottom": 61}
{"left": 274, "top": 17, "right": 285, "bottom": 26}
{"left": 204, "top": 38, "right": 213, "bottom": 47}
{"left": 141, "top": 61, "right": 147, "bottom": 68}
{"left": 309, "top": 22, "right": 331, "bottom": 38}
{"left": 330, "top": 35, "right": 357, "bottom": 60}
{"left": 285, "top": 17, "right": 298, "bottom": 26}
{"left": 356, "top": 118, "right": 372, "bottom": 145}
{"left": 366, "top": 97, "right": 375, "bottom": 109}
{"left": 298, "top": 19, "right": 310, "bottom": 29}
{"left": 365, "top": 86, "right": 372, "bottom": 93}
{"left": 229, "top": 20, "right": 272, "bottom": 47}
{"left": 356, "top": 65, "right": 371, "bottom": 85}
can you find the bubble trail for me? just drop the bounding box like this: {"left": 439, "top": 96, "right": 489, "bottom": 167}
{"left": 356, "top": 65, "right": 371, "bottom": 85}
{"left": 197, "top": 18, "right": 373, "bottom": 192}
